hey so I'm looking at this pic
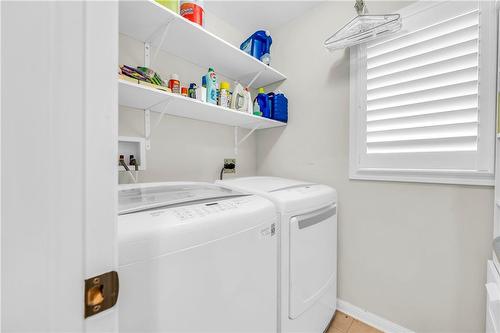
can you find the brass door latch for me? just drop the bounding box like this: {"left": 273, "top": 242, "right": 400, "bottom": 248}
{"left": 84, "top": 271, "right": 119, "bottom": 318}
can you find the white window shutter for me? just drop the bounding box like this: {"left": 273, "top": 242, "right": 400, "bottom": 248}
{"left": 349, "top": 1, "right": 497, "bottom": 185}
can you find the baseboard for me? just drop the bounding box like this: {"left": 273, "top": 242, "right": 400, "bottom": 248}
{"left": 337, "top": 299, "right": 415, "bottom": 333}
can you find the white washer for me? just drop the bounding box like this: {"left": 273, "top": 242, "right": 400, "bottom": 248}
{"left": 118, "top": 182, "right": 278, "bottom": 333}
{"left": 217, "top": 177, "right": 337, "bottom": 333}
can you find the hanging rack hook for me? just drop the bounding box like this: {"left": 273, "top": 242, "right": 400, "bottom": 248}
{"left": 354, "top": 0, "right": 367, "bottom": 15}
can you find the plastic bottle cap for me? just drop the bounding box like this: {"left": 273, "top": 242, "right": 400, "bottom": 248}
{"left": 220, "top": 82, "right": 230, "bottom": 90}
{"left": 171, "top": 73, "right": 179, "bottom": 80}
{"left": 258, "top": 88, "right": 265, "bottom": 93}
{"left": 208, "top": 67, "right": 214, "bottom": 72}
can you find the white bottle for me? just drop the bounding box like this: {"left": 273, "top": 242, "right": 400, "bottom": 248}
{"left": 244, "top": 88, "right": 253, "bottom": 114}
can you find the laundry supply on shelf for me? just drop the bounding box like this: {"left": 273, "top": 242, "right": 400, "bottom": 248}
{"left": 155, "top": 0, "right": 179, "bottom": 13}
{"left": 254, "top": 88, "right": 271, "bottom": 118}
{"left": 188, "top": 83, "right": 197, "bottom": 99}
{"left": 218, "top": 82, "right": 230, "bottom": 108}
{"left": 197, "top": 76, "right": 207, "bottom": 101}
{"left": 119, "top": 65, "right": 171, "bottom": 92}
{"left": 181, "top": 87, "right": 188, "bottom": 97}
{"left": 180, "top": 0, "right": 204, "bottom": 27}
{"left": 240, "top": 30, "right": 272, "bottom": 65}
{"left": 137, "top": 66, "right": 166, "bottom": 86}
{"left": 272, "top": 91, "right": 288, "bottom": 123}
{"left": 206, "top": 67, "right": 217, "bottom": 104}
{"left": 244, "top": 88, "right": 253, "bottom": 114}
{"left": 168, "top": 74, "right": 181, "bottom": 94}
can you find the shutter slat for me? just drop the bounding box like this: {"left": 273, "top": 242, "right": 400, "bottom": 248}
{"left": 367, "top": 122, "right": 477, "bottom": 143}
{"left": 368, "top": 25, "right": 478, "bottom": 69}
{"left": 367, "top": 54, "right": 477, "bottom": 90}
{"left": 362, "top": 4, "right": 481, "bottom": 156}
{"left": 367, "top": 39, "right": 477, "bottom": 80}
{"left": 368, "top": 10, "right": 479, "bottom": 58}
{"left": 367, "top": 108, "right": 478, "bottom": 132}
{"left": 367, "top": 95, "right": 478, "bottom": 121}
{"left": 367, "top": 81, "right": 478, "bottom": 111}
{"left": 367, "top": 67, "right": 477, "bottom": 100}
{"left": 367, "top": 136, "right": 477, "bottom": 154}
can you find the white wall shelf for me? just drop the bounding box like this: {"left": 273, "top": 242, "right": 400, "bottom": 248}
{"left": 119, "top": 0, "right": 286, "bottom": 88}
{"left": 118, "top": 79, "right": 286, "bottom": 130}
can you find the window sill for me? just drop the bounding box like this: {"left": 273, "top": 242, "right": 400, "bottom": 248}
{"left": 350, "top": 168, "right": 494, "bottom": 186}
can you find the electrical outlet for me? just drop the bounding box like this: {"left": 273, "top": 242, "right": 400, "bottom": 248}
{"left": 223, "top": 158, "right": 236, "bottom": 174}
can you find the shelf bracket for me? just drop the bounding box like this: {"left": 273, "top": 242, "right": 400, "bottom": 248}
{"left": 152, "top": 21, "right": 173, "bottom": 66}
{"left": 234, "top": 124, "right": 261, "bottom": 155}
{"left": 247, "top": 70, "right": 265, "bottom": 89}
{"left": 144, "top": 110, "right": 151, "bottom": 150}
{"left": 144, "top": 99, "right": 172, "bottom": 150}
{"left": 144, "top": 42, "right": 151, "bottom": 67}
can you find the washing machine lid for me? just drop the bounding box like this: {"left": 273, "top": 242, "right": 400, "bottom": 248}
{"left": 219, "top": 177, "right": 315, "bottom": 193}
{"left": 119, "top": 182, "right": 246, "bottom": 215}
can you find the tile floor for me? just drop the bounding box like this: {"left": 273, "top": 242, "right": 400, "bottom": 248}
{"left": 327, "top": 311, "right": 383, "bottom": 333}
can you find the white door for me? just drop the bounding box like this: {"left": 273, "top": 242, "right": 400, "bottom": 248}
{"left": 2, "top": 1, "right": 119, "bottom": 332}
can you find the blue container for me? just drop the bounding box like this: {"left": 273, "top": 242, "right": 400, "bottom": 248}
{"left": 240, "top": 30, "right": 272, "bottom": 65}
{"left": 267, "top": 92, "right": 275, "bottom": 117}
{"left": 271, "top": 92, "right": 288, "bottom": 123}
{"left": 255, "top": 89, "right": 271, "bottom": 119}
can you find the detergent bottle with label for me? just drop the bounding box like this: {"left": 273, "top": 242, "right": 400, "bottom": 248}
{"left": 205, "top": 67, "right": 217, "bottom": 104}
{"left": 180, "top": 0, "right": 204, "bottom": 26}
{"left": 240, "top": 30, "right": 272, "bottom": 65}
{"left": 254, "top": 88, "right": 271, "bottom": 118}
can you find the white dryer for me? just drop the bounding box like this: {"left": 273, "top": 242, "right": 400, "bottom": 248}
{"left": 118, "top": 182, "right": 278, "bottom": 333}
{"left": 218, "top": 177, "right": 337, "bottom": 333}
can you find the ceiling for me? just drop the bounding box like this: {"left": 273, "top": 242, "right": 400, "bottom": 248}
{"left": 204, "top": 1, "right": 323, "bottom": 36}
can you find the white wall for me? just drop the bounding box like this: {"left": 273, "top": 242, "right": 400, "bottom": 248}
{"left": 119, "top": 11, "right": 256, "bottom": 183}
{"left": 256, "top": 2, "right": 494, "bottom": 332}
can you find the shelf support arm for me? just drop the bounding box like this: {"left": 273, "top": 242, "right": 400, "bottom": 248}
{"left": 234, "top": 124, "right": 261, "bottom": 155}
{"left": 152, "top": 21, "right": 173, "bottom": 66}
{"left": 247, "top": 70, "right": 265, "bottom": 89}
{"left": 144, "top": 99, "right": 172, "bottom": 150}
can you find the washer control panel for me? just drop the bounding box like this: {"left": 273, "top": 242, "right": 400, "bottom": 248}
{"left": 169, "top": 197, "right": 251, "bottom": 221}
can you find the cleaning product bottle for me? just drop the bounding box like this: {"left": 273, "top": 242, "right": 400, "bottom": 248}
{"left": 267, "top": 92, "right": 275, "bottom": 117}
{"left": 255, "top": 88, "right": 271, "bottom": 118}
{"left": 240, "top": 30, "right": 272, "bottom": 65}
{"left": 168, "top": 74, "right": 181, "bottom": 94}
{"left": 244, "top": 88, "right": 253, "bottom": 115}
{"left": 180, "top": 0, "right": 204, "bottom": 26}
{"left": 197, "top": 75, "right": 207, "bottom": 102}
{"left": 188, "top": 83, "right": 197, "bottom": 99}
{"left": 219, "top": 82, "right": 230, "bottom": 108}
{"left": 181, "top": 87, "right": 188, "bottom": 97}
{"left": 205, "top": 67, "right": 217, "bottom": 104}
{"left": 253, "top": 91, "right": 262, "bottom": 116}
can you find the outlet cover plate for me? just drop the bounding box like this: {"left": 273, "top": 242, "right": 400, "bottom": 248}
{"left": 223, "top": 158, "right": 236, "bottom": 174}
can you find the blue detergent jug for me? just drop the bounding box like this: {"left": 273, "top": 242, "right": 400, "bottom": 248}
{"left": 271, "top": 91, "right": 288, "bottom": 123}
{"left": 240, "top": 30, "right": 272, "bottom": 65}
{"left": 255, "top": 88, "right": 271, "bottom": 118}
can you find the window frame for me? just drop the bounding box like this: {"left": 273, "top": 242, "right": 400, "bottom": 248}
{"left": 349, "top": 0, "right": 498, "bottom": 186}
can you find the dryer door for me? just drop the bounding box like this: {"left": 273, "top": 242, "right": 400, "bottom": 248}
{"left": 289, "top": 204, "right": 337, "bottom": 319}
